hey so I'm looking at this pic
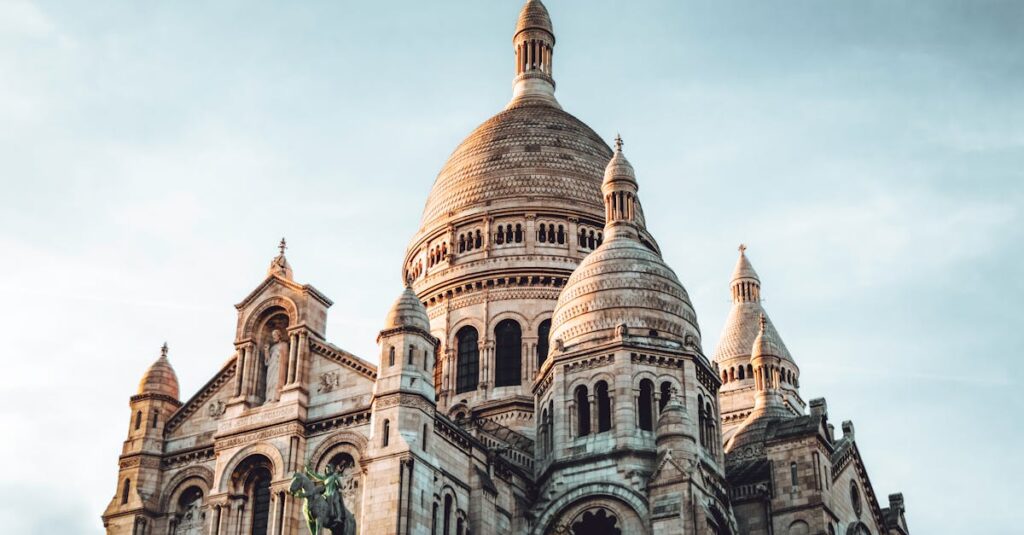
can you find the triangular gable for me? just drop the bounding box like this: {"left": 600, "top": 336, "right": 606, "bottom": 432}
{"left": 165, "top": 355, "right": 237, "bottom": 436}
{"left": 649, "top": 450, "right": 692, "bottom": 486}
{"left": 235, "top": 274, "right": 333, "bottom": 311}
{"left": 832, "top": 439, "right": 888, "bottom": 532}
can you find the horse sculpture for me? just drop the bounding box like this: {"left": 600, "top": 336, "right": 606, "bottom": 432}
{"left": 289, "top": 471, "right": 346, "bottom": 535}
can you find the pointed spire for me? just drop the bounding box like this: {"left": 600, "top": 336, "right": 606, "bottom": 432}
{"left": 509, "top": 0, "right": 559, "bottom": 108}
{"left": 268, "top": 237, "right": 294, "bottom": 280}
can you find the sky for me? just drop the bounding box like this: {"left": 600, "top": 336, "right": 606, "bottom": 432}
{"left": 0, "top": 0, "right": 1021, "bottom": 533}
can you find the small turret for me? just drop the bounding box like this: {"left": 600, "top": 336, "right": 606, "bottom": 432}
{"left": 105, "top": 343, "right": 183, "bottom": 530}
{"left": 373, "top": 285, "right": 438, "bottom": 409}
{"left": 601, "top": 135, "right": 640, "bottom": 239}
{"left": 655, "top": 392, "right": 698, "bottom": 463}
{"left": 731, "top": 244, "right": 760, "bottom": 303}
{"left": 510, "top": 0, "right": 559, "bottom": 108}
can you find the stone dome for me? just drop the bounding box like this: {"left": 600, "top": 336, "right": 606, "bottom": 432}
{"left": 417, "top": 103, "right": 614, "bottom": 230}
{"left": 138, "top": 344, "right": 179, "bottom": 399}
{"left": 383, "top": 286, "right": 431, "bottom": 332}
{"left": 549, "top": 233, "right": 699, "bottom": 350}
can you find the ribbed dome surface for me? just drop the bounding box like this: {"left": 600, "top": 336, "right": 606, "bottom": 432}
{"left": 713, "top": 304, "right": 793, "bottom": 364}
{"left": 383, "top": 286, "right": 430, "bottom": 332}
{"left": 550, "top": 236, "right": 699, "bottom": 349}
{"left": 418, "top": 103, "right": 613, "bottom": 229}
{"left": 138, "top": 352, "right": 179, "bottom": 399}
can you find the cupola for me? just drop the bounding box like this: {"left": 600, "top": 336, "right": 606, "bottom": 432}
{"left": 382, "top": 285, "right": 431, "bottom": 333}
{"left": 137, "top": 342, "right": 180, "bottom": 400}
{"left": 510, "top": 0, "right": 559, "bottom": 108}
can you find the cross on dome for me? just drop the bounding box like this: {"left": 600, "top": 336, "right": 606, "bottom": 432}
{"left": 614, "top": 133, "right": 624, "bottom": 152}
{"left": 278, "top": 237, "right": 287, "bottom": 256}
{"left": 160, "top": 342, "right": 169, "bottom": 358}
{"left": 739, "top": 243, "right": 747, "bottom": 254}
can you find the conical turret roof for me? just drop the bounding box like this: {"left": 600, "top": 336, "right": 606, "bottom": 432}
{"left": 383, "top": 286, "right": 431, "bottom": 332}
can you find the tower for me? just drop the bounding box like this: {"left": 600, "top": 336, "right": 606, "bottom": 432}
{"left": 511, "top": 0, "right": 557, "bottom": 107}
{"left": 103, "top": 343, "right": 182, "bottom": 534}
{"left": 534, "top": 138, "right": 734, "bottom": 534}
{"left": 361, "top": 286, "right": 440, "bottom": 534}
{"left": 714, "top": 246, "right": 804, "bottom": 439}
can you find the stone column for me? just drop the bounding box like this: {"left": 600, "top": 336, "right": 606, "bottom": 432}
{"left": 210, "top": 505, "right": 222, "bottom": 535}
{"left": 567, "top": 217, "right": 580, "bottom": 259}
{"left": 245, "top": 342, "right": 259, "bottom": 399}
{"left": 525, "top": 214, "right": 536, "bottom": 254}
{"left": 297, "top": 331, "right": 309, "bottom": 387}
{"left": 286, "top": 332, "right": 299, "bottom": 385}
{"left": 233, "top": 347, "right": 246, "bottom": 397}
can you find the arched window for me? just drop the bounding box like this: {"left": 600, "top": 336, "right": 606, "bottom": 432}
{"left": 422, "top": 423, "right": 429, "bottom": 450}
{"left": 578, "top": 228, "right": 587, "bottom": 247}
{"left": 556, "top": 225, "right": 565, "bottom": 244}
{"left": 596, "top": 381, "right": 612, "bottom": 432}
{"left": 596, "top": 232, "right": 603, "bottom": 247}
{"left": 747, "top": 364, "right": 753, "bottom": 378}
{"left": 791, "top": 462, "right": 799, "bottom": 487}
{"left": 457, "top": 518, "right": 464, "bottom": 535}
{"left": 704, "top": 401, "right": 716, "bottom": 454}
{"left": 408, "top": 345, "right": 415, "bottom": 365}
{"left": 382, "top": 419, "right": 390, "bottom": 447}
{"left": 547, "top": 224, "right": 555, "bottom": 243}
{"left": 514, "top": 224, "right": 523, "bottom": 243}
{"left": 474, "top": 230, "right": 482, "bottom": 249}
{"left": 659, "top": 381, "right": 673, "bottom": 411}
{"left": 697, "top": 394, "right": 706, "bottom": 448}
{"left": 121, "top": 478, "right": 131, "bottom": 505}
{"left": 388, "top": 346, "right": 395, "bottom": 367}
{"left": 443, "top": 494, "right": 452, "bottom": 535}
{"left": 151, "top": 409, "right": 158, "bottom": 429}
{"left": 575, "top": 385, "right": 590, "bottom": 437}
{"left": 538, "top": 224, "right": 547, "bottom": 243}
{"left": 455, "top": 327, "right": 479, "bottom": 394}
{"left": 495, "top": 228, "right": 504, "bottom": 245}
{"left": 738, "top": 366, "right": 745, "bottom": 380}
{"left": 432, "top": 503, "right": 439, "bottom": 535}
{"left": 134, "top": 410, "right": 142, "bottom": 430}
{"left": 729, "top": 367, "right": 736, "bottom": 381}
{"left": 494, "top": 319, "right": 522, "bottom": 387}
{"left": 546, "top": 399, "right": 554, "bottom": 452}
{"left": 638, "top": 379, "right": 654, "bottom": 431}
{"left": 537, "top": 319, "right": 551, "bottom": 368}
{"left": 539, "top": 407, "right": 549, "bottom": 454}
{"left": 249, "top": 468, "right": 271, "bottom": 535}
{"left": 721, "top": 370, "right": 728, "bottom": 383}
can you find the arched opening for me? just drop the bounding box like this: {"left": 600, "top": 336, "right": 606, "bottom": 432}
{"left": 638, "top": 379, "right": 654, "bottom": 431}
{"left": 738, "top": 365, "right": 745, "bottom": 380}
{"left": 455, "top": 327, "right": 479, "bottom": 394}
{"left": 121, "top": 478, "right": 131, "bottom": 505}
{"left": 697, "top": 394, "right": 707, "bottom": 449}
{"left": 494, "top": 319, "right": 522, "bottom": 387}
{"left": 571, "top": 508, "right": 621, "bottom": 535}
{"left": 575, "top": 385, "right": 590, "bottom": 437}
{"left": 659, "top": 381, "right": 673, "bottom": 412}
{"left": 254, "top": 309, "right": 290, "bottom": 405}
{"left": 172, "top": 486, "right": 205, "bottom": 535}
{"left": 388, "top": 346, "right": 395, "bottom": 367}
{"left": 546, "top": 399, "right": 554, "bottom": 453}
{"left": 537, "top": 319, "right": 551, "bottom": 368}
{"left": 443, "top": 494, "right": 453, "bottom": 535}
{"left": 596, "top": 381, "right": 612, "bottom": 432}
{"left": 422, "top": 424, "right": 429, "bottom": 450}
{"left": 230, "top": 455, "right": 274, "bottom": 535}
{"left": 134, "top": 410, "right": 142, "bottom": 430}
{"left": 382, "top": 419, "right": 390, "bottom": 447}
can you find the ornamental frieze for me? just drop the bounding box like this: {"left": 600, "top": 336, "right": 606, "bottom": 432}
{"left": 215, "top": 422, "right": 304, "bottom": 451}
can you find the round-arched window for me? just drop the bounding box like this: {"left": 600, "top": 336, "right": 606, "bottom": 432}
{"left": 850, "top": 480, "right": 863, "bottom": 517}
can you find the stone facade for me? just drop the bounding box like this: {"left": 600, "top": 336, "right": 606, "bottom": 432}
{"left": 102, "top": 2, "right": 910, "bottom": 534}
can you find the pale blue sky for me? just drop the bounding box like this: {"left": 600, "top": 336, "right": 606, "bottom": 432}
{"left": 0, "top": 1, "right": 1021, "bottom": 533}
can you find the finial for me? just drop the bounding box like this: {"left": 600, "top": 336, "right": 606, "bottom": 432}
{"left": 278, "top": 237, "right": 287, "bottom": 256}
{"left": 738, "top": 243, "right": 747, "bottom": 254}
{"left": 614, "top": 133, "right": 623, "bottom": 153}
{"left": 160, "top": 342, "right": 169, "bottom": 358}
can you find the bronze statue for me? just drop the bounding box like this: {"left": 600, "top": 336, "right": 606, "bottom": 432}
{"left": 289, "top": 461, "right": 347, "bottom": 534}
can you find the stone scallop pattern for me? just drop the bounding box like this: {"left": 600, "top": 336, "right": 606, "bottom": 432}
{"left": 418, "top": 103, "right": 613, "bottom": 229}
{"left": 550, "top": 236, "right": 700, "bottom": 349}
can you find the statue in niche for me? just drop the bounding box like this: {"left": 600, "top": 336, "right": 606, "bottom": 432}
{"left": 172, "top": 488, "right": 204, "bottom": 535}
{"left": 262, "top": 328, "right": 289, "bottom": 403}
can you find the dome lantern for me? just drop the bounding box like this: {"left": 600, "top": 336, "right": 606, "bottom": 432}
{"left": 601, "top": 134, "right": 640, "bottom": 239}
{"left": 510, "top": 0, "right": 559, "bottom": 108}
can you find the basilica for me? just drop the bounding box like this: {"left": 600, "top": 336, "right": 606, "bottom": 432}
{"left": 102, "top": 2, "right": 911, "bottom": 534}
